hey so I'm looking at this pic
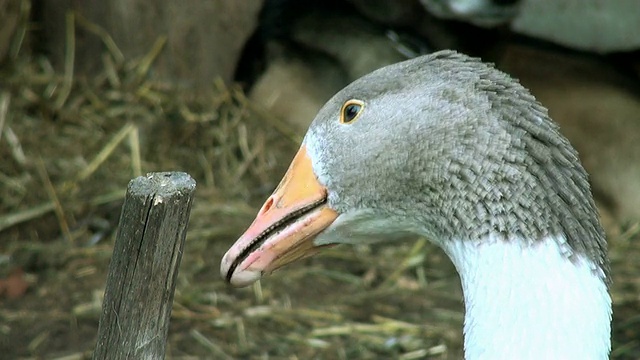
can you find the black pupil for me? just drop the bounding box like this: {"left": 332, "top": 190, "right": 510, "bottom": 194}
{"left": 344, "top": 104, "right": 360, "bottom": 122}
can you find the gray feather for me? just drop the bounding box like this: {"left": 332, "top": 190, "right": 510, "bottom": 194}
{"left": 305, "top": 50, "right": 609, "bottom": 282}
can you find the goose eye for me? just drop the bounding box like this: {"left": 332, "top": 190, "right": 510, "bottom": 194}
{"left": 340, "top": 100, "right": 364, "bottom": 124}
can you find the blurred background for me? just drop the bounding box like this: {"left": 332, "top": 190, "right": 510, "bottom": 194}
{"left": 0, "top": 0, "right": 639, "bottom": 358}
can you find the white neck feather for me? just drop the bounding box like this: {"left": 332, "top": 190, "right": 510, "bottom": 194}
{"left": 442, "top": 235, "right": 611, "bottom": 360}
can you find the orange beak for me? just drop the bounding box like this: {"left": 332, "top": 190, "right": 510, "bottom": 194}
{"left": 220, "top": 145, "right": 339, "bottom": 287}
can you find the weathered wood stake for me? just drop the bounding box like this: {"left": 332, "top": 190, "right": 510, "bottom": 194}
{"left": 93, "top": 172, "right": 196, "bottom": 360}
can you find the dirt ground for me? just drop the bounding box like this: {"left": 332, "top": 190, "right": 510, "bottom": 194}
{"left": 1, "top": 33, "right": 640, "bottom": 360}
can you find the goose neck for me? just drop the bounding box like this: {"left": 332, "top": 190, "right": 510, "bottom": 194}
{"left": 442, "top": 235, "right": 611, "bottom": 360}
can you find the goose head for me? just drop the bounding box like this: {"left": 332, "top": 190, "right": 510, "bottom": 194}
{"left": 220, "top": 50, "right": 611, "bottom": 359}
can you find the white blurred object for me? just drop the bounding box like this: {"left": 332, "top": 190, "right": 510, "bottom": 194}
{"left": 420, "top": 0, "right": 640, "bottom": 52}
{"left": 419, "top": 0, "right": 519, "bottom": 26}
{"left": 512, "top": 0, "right": 640, "bottom": 53}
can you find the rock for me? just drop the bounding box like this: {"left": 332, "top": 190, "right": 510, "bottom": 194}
{"left": 512, "top": 0, "right": 640, "bottom": 53}
{"left": 289, "top": 8, "right": 409, "bottom": 80}
{"left": 246, "top": 2, "right": 411, "bottom": 135}
{"left": 249, "top": 46, "right": 348, "bottom": 135}
{"left": 346, "top": 0, "right": 425, "bottom": 26}
{"left": 0, "top": 0, "right": 25, "bottom": 65}
{"left": 39, "top": 0, "right": 263, "bottom": 86}
{"left": 498, "top": 45, "right": 640, "bottom": 222}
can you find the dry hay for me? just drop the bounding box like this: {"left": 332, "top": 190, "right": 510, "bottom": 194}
{"left": 0, "top": 11, "right": 639, "bottom": 360}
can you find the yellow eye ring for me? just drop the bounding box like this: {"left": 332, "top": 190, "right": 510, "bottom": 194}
{"left": 340, "top": 99, "right": 365, "bottom": 124}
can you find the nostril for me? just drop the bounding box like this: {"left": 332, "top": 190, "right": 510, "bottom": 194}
{"left": 260, "top": 197, "right": 275, "bottom": 214}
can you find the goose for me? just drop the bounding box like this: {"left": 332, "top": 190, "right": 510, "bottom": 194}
{"left": 220, "top": 50, "right": 612, "bottom": 359}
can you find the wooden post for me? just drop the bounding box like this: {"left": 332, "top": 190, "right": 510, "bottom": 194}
{"left": 93, "top": 172, "right": 196, "bottom": 360}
